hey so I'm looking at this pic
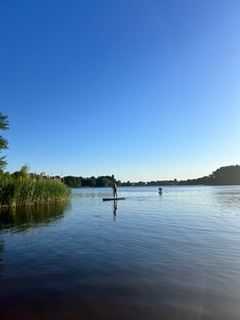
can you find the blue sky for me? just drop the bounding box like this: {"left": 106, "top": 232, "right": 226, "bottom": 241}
{"left": 1, "top": 0, "right": 240, "bottom": 181}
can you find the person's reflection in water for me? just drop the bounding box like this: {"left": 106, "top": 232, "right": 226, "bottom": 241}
{"left": 0, "top": 240, "right": 4, "bottom": 275}
{"left": 113, "top": 200, "right": 117, "bottom": 221}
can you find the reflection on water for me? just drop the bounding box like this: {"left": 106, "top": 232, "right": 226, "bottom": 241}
{"left": 0, "top": 240, "right": 4, "bottom": 276}
{"left": 113, "top": 200, "right": 117, "bottom": 221}
{"left": 0, "top": 201, "right": 69, "bottom": 232}
{"left": 214, "top": 188, "right": 240, "bottom": 209}
{"left": 1, "top": 186, "right": 240, "bottom": 320}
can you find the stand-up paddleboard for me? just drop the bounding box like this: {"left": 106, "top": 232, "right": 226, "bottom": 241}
{"left": 102, "top": 197, "right": 125, "bottom": 201}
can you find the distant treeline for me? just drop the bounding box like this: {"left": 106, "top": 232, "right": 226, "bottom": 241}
{"left": 62, "top": 175, "right": 175, "bottom": 188}
{"left": 62, "top": 165, "right": 240, "bottom": 188}
{"left": 63, "top": 176, "right": 121, "bottom": 188}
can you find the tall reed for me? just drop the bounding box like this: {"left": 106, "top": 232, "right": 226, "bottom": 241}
{"left": 0, "top": 172, "right": 70, "bottom": 208}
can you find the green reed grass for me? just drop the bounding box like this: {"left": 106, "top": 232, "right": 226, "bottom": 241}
{"left": 0, "top": 172, "right": 70, "bottom": 208}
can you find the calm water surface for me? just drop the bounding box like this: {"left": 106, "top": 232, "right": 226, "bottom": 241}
{"left": 1, "top": 186, "right": 240, "bottom": 319}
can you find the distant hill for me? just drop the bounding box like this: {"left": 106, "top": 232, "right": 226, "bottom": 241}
{"left": 179, "top": 165, "right": 240, "bottom": 186}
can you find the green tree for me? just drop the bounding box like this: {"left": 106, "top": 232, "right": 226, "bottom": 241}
{"left": 0, "top": 113, "right": 9, "bottom": 170}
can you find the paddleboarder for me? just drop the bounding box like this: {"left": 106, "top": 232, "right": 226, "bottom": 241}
{"left": 111, "top": 175, "right": 118, "bottom": 199}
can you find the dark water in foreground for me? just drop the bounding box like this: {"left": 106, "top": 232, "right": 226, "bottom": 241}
{"left": 1, "top": 186, "right": 240, "bottom": 320}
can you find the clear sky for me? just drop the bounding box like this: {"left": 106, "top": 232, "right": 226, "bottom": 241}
{"left": 1, "top": 0, "right": 240, "bottom": 181}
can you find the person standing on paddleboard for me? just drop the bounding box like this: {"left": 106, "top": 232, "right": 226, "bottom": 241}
{"left": 111, "top": 175, "right": 118, "bottom": 199}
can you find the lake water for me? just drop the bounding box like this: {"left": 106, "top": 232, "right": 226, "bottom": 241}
{"left": 1, "top": 186, "right": 240, "bottom": 319}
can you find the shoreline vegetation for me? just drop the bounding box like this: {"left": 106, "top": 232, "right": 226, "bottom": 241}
{"left": 62, "top": 165, "right": 240, "bottom": 188}
{"left": 0, "top": 167, "right": 70, "bottom": 209}
{"left": 0, "top": 113, "right": 70, "bottom": 209}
